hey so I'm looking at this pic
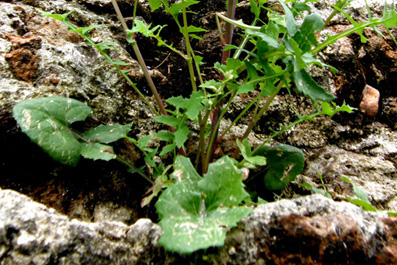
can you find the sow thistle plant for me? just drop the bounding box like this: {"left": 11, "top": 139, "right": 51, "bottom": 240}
{"left": 12, "top": 0, "right": 397, "bottom": 254}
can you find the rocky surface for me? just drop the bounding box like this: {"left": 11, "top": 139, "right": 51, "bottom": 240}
{"left": 0, "top": 0, "right": 396, "bottom": 263}
{"left": 1, "top": 189, "right": 395, "bottom": 264}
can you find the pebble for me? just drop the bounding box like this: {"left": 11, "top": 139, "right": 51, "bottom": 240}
{"left": 359, "top": 84, "right": 380, "bottom": 117}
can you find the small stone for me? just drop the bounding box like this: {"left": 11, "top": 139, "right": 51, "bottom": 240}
{"left": 359, "top": 84, "right": 380, "bottom": 117}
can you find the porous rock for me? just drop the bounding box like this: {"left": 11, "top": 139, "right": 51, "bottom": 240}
{"left": 1, "top": 189, "right": 396, "bottom": 264}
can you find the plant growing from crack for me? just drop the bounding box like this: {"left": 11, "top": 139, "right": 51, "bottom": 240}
{"left": 12, "top": 0, "right": 397, "bottom": 254}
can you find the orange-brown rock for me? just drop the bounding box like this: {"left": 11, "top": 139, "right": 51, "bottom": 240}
{"left": 359, "top": 84, "right": 380, "bottom": 117}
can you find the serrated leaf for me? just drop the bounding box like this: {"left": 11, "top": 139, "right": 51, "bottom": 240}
{"left": 166, "top": 90, "right": 205, "bottom": 120}
{"left": 155, "top": 156, "right": 252, "bottom": 254}
{"left": 154, "top": 130, "right": 175, "bottom": 142}
{"left": 80, "top": 143, "right": 116, "bottom": 161}
{"left": 237, "top": 83, "right": 255, "bottom": 94}
{"left": 198, "top": 156, "right": 250, "bottom": 211}
{"left": 154, "top": 115, "right": 181, "bottom": 128}
{"left": 83, "top": 123, "right": 131, "bottom": 144}
{"left": 255, "top": 144, "right": 305, "bottom": 190}
{"left": 174, "top": 124, "right": 189, "bottom": 148}
{"left": 293, "top": 69, "right": 336, "bottom": 101}
{"left": 12, "top": 97, "right": 91, "bottom": 166}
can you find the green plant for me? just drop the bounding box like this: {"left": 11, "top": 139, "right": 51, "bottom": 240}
{"left": 304, "top": 174, "right": 397, "bottom": 217}
{"left": 12, "top": 0, "right": 397, "bottom": 254}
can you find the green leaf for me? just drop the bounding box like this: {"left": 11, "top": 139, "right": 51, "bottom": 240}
{"left": 155, "top": 156, "right": 252, "bottom": 254}
{"left": 82, "top": 123, "right": 132, "bottom": 144}
{"left": 279, "top": 1, "right": 298, "bottom": 36}
{"left": 174, "top": 124, "right": 189, "bottom": 148}
{"left": 136, "top": 135, "right": 152, "bottom": 149}
{"left": 166, "top": 90, "right": 205, "bottom": 120}
{"left": 236, "top": 139, "right": 266, "bottom": 166}
{"left": 346, "top": 198, "right": 378, "bottom": 212}
{"left": 340, "top": 176, "right": 372, "bottom": 204}
{"left": 200, "top": 80, "right": 223, "bottom": 92}
{"left": 246, "top": 29, "right": 280, "bottom": 48}
{"left": 171, "top": 156, "right": 202, "bottom": 189}
{"left": 293, "top": 13, "right": 324, "bottom": 53}
{"left": 41, "top": 10, "right": 75, "bottom": 23}
{"left": 255, "top": 144, "right": 305, "bottom": 190}
{"left": 154, "top": 130, "right": 175, "bottom": 142}
{"left": 12, "top": 97, "right": 91, "bottom": 166}
{"left": 148, "top": 0, "right": 162, "bottom": 11}
{"left": 154, "top": 115, "right": 181, "bottom": 128}
{"left": 199, "top": 156, "right": 250, "bottom": 211}
{"left": 237, "top": 83, "right": 255, "bottom": 94}
{"left": 293, "top": 69, "right": 336, "bottom": 101}
{"left": 301, "top": 183, "right": 332, "bottom": 199}
{"left": 80, "top": 143, "right": 116, "bottom": 161}
{"left": 158, "top": 206, "right": 251, "bottom": 254}
{"left": 70, "top": 24, "right": 106, "bottom": 36}
{"left": 168, "top": 0, "right": 199, "bottom": 16}
{"left": 160, "top": 143, "right": 176, "bottom": 156}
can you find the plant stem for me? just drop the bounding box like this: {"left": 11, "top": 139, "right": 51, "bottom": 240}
{"left": 111, "top": 0, "right": 187, "bottom": 157}
{"left": 323, "top": 0, "right": 349, "bottom": 28}
{"left": 111, "top": 0, "right": 168, "bottom": 116}
{"left": 242, "top": 74, "right": 288, "bottom": 138}
{"left": 206, "top": 0, "right": 237, "bottom": 170}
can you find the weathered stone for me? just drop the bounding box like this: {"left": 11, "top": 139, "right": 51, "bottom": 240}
{"left": 1, "top": 189, "right": 395, "bottom": 264}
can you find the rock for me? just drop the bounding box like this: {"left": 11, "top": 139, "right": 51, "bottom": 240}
{"left": 0, "top": 188, "right": 162, "bottom": 264}
{"left": 1, "top": 189, "right": 396, "bottom": 264}
{"left": 360, "top": 84, "right": 380, "bottom": 117}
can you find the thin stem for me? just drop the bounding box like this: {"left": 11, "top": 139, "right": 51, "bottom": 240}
{"left": 204, "top": 91, "right": 238, "bottom": 172}
{"left": 242, "top": 74, "right": 289, "bottom": 138}
{"left": 116, "top": 156, "right": 154, "bottom": 184}
{"left": 111, "top": 0, "right": 168, "bottom": 116}
{"left": 181, "top": 0, "right": 198, "bottom": 91}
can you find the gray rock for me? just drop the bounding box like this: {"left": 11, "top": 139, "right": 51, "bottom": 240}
{"left": 1, "top": 189, "right": 395, "bottom": 264}
{"left": 0, "top": 188, "right": 162, "bottom": 264}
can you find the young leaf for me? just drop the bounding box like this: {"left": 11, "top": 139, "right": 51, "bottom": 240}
{"left": 82, "top": 123, "right": 132, "bottom": 144}
{"left": 254, "top": 144, "right": 305, "bottom": 190}
{"left": 12, "top": 97, "right": 91, "bottom": 166}
{"left": 166, "top": 90, "right": 205, "bottom": 120}
{"left": 80, "top": 143, "right": 116, "bottom": 161}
